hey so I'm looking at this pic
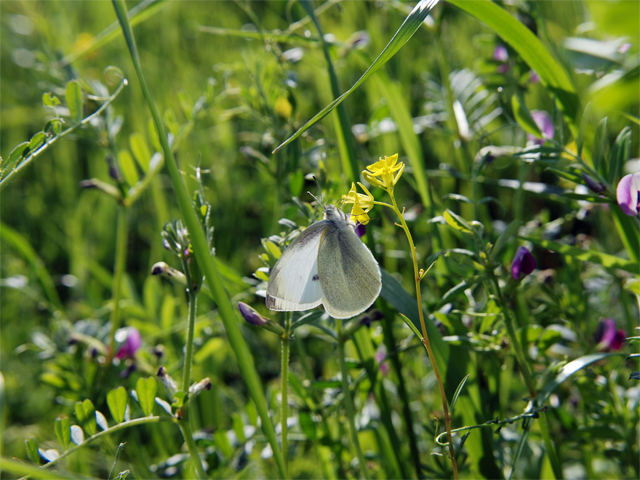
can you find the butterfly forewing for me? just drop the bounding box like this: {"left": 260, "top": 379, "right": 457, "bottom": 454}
{"left": 266, "top": 222, "right": 327, "bottom": 311}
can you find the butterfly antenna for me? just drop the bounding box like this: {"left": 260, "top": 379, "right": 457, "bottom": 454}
{"left": 307, "top": 191, "right": 325, "bottom": 209}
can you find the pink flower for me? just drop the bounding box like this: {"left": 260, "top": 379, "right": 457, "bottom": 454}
{"left": 511, "top": 246, "right": 536, "bottom": 280}
{"left": 375, "top": 349, "right": 389, "bottom": 376}
{"left": 594, "top": 319, "right": 626, "bottom": 351}
{"left": 526, "top": 110, "right": 555, "bottom": 146}
{"left": 616, "top": 172, "right": 640, "bottom": 216}
{"left": 115, "top": 327, "right": 141, "bottom": 359}
{"left": 493, "top": 45, "right": 509, "bottom": 62}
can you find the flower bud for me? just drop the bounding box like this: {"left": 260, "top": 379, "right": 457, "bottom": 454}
{"left": 511, "top": 246, "right": 536, "bottom": 280}
{"left": 238, "top": 302, "right": 285, "bottom": 336}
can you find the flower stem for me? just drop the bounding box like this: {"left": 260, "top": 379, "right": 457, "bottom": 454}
{"left": 389, "top": 192, "right": 459, "bottom": 480}
{"left": 182, "top": 288, "right": 198, "bottom": 393}
{"left": 178, "top": 404, "right": 207, "bottom": 479}
{"left": 337, "top": 319, "right": 370, "bottom": 480}
{"left": 108, "top": 205, "right": 128, "bottom": 362}
{"left": 281, "top": 312, "right": 292, "bottom": 477}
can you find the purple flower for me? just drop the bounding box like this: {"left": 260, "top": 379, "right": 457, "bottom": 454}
{"left": 529, "top": 70, "right": 540, "bottom": 84}
{"left": 511, "top": 246, "right": 536, "bottom": 280}
{"left": 375, "top": 349, "right": 389, "bottom": 376}
{"left": 115, "top": 327, "right": 142, "bottom": 359}
{"left": 616, "top": 172, "right": 640, "bottom": 216}
{"left": 526, "top": 110, "right": 555, "bottom": 146}
{"left": 354, "top": 222, "right": 366, "bottom": 238}
{"left": 582, "top": 173, "right": 605, "bottom": 194}
{"left": 493, "top": 45, "right": 509, "bottom": 62}
{"left": 594, "top": 319, "right": 626, "bottom": 351}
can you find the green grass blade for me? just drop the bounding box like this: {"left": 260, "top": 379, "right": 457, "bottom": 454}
{"left": 449, "top": 374, "right": 470, "bottom": 415}
{"left": 273, "top": 0, "right": 440, "bottom": 153}
{"left": 371, "top": 71, "right": 432, "bottom": 210}
{"left": 111, "top": 1, "right": 287, "bottom": 476}
{"left": 611, "top": 203, "right": 640, "bottom": 264}
{"left": 447, "top": 0, "right": 579, "bottom": 135}
{"left": 536, "top": 353, "right": 617, "bottom": 403}
{"left": 0, "top": 223, "right": 64, "bottom": 313}
{"left": 300, "top": 0, "right": 358, "bottom": 183}
{"left": 520, "top": 236, "right": 639, "bottom": 273}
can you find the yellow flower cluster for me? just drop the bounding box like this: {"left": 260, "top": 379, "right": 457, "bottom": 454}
{"left": 342, "top": 153, "right": 405, "bottom": 225}
{"left": 363, "top": 153, "right": 405, "bottom": 192}
{"left": 342, "top": 182, "right": 374, "bottom": 224}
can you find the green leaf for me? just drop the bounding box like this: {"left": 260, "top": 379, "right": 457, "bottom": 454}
{"left": 75, "top": 399, "right": 96, "bottom": 436}
{"left": 54, "top": 417, "right": 71, "bottom": 450}
{"left": 42, "top": 92, "right": 60, "bottom": 107}
{"left": 536, "top": 353, "right": 618, "bottom": 403}
{"left": 107, "top": 386, "right": 128, "bottom": 423}
{"left": 129, "top": 132, "right": 151, "bottom": 172}
{"left": 511, "top": 94, "right": 542, "bottom": 138}
{"left": 299, "top": 411, "right": 317, "bottom": 440}
{"left": 443, "top": 209, "right": 473, "bottom": 234}
{"left": 214, "top": 430, "right": 233, "bottom": 459}
{"left": 28, "top": 132, "right": 46, "bottom": 152}
{"left": 2, "top": 142, "right": 29, "bottom": 173}
{"left": 136, "top": 377, "right": 157, "bottom": 416}
{"left": 447, "top": 0, "right": 579, "bottom": 134}
{"left": 624, "top": 278, "right": 640, "bottom": 296}
{"left": 25, "top": 438, "right": 39, "bottom": 464}
{"left": 449, "top": 374, "right": 470, "bottom": 416}
{"left": 65, "top": 80, "right": 83, "bottom": 123}
{"left": 273, "top": 0, "right": 440, "bottom": 152}
{"left": 491, "top": 220, "right": 521, "bottom": 259}
{"left": 521, "top": 236, "right": 639, "bottom": 274}
{"left": 118, "top": 149, "right": 139, "bottom": 186}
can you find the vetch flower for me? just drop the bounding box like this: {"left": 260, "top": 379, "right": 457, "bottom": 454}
{"left": 594, "top": 318, "right": 626, "bottom": 351}
{"left": 354, "top": 222, "right": 366, "bottom": 238}
{"left": 238, "top": 302, "right": 285, "bottom": 335}
{"left": 582, "top": 173, "right": 605, "bottom": 194}
{"left": 342, "top": 182, "right": 374, "bottom": 225}
{"left": 526, "top": 111, "right": 555, "bottom": 146}
{"left": 115, "top": 327, "right": 142, "bottom": 359}
{"left": 493, "top": 45, "right": 509, "bottom": 62}
{"left": 363, "top": 153, "right": 405, "bottom": 191}
{"left": 616, "top": 172, "right": 640, "bottom": 216}
{"left": 511, "top": 246, "right": 536, "bottom": 280}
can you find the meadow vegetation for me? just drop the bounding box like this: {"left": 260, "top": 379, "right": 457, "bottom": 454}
{"left": 1, "top": 0, "right": 639, "bottom": 479}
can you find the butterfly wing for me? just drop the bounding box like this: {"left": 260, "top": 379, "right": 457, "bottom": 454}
{"left": 266, "top": 221, "right": 328, "bottom": 312}
{"left": 317, "top": 224, "right": 381, "bottom": 319}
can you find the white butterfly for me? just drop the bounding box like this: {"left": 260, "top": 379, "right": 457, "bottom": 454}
{"left": 266, "top": 205, "right": 381, "bottom": 319}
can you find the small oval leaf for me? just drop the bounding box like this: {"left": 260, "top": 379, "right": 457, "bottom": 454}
{"left": 107, "top": 386, "right": 128, "bottom": 424}
{"left": 65, "top": 80, "right": 83, "bottom": 123}
{"left": 136, "top": 377, "right": 157, "bottom": 416}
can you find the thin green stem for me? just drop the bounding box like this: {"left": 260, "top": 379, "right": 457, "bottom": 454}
{"left": 182, "top": 289, "right": 198, "bottom": 392}
{"left": 111, "top": 2, "right": 287, "bottom": 476}
{"left": 337, "top": 319, "right": 370, "bottom": 480}
{"left": 179, "top": 406, "right": 207, "bottom": 479}
{"left": 388, "top": 190, "right": 459, "bottom": 480}
{"left": 36, "top": 416, "right": 174, "bottom": 471}
{"left": 108, "top": 205, "right": 128, "bottom": 362}
{"left": 281, "top": 312, "right": 292, "bottom": 477}
{"left": 0, "top": 78, "right": 127, "bottom": 191}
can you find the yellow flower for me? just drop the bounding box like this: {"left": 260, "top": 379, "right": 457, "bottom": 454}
{"left": 342, "top": 182, "right": 374, "bottom": 225}
{"left": 363, "top": 153, "right": 405, "bottom": 191}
